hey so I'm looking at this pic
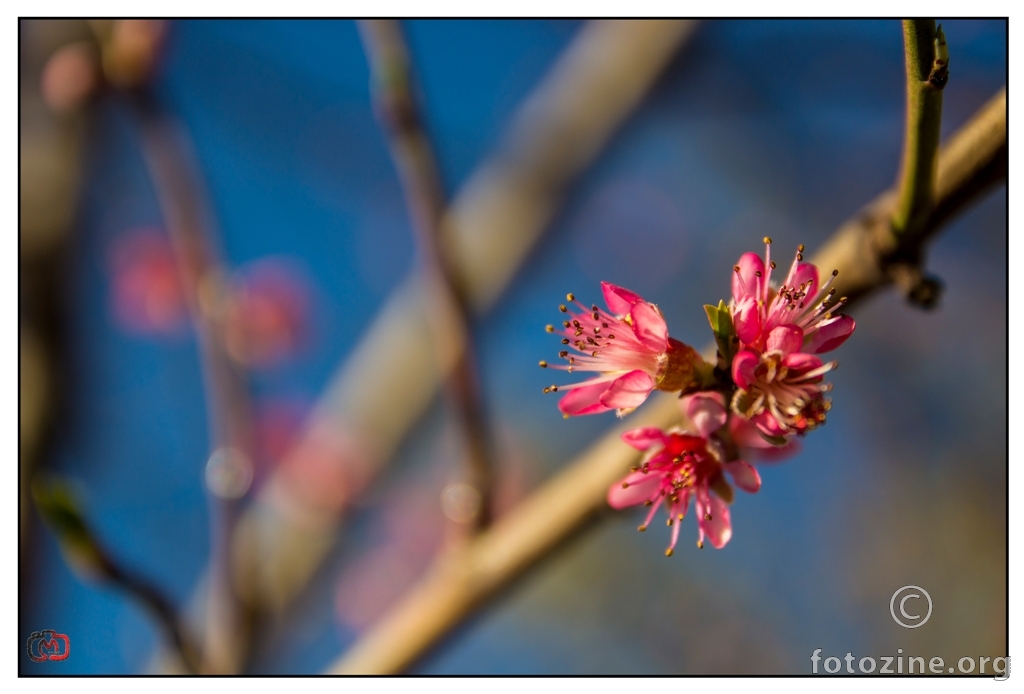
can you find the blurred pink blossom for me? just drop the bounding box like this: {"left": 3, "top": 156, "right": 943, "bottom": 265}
{"left": 40, "top": 42, "right": 100, "bottom": 113}
{"left": 223, "top": 258, "right": 311, "bottom": 369}
{"left": 108, "top": 229, "right": 188, "bottom": 335}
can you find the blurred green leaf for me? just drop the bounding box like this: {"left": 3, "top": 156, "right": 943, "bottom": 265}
{"left": 31, "top": 477, "right": 108, "bottom": 580}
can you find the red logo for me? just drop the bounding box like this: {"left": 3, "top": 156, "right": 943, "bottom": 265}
{"left": 27, "top": 630, "right": 69, "bottom": 662}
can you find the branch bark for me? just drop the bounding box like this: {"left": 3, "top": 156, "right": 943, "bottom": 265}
{"left": 327, "top": 86, "right": 1006, "bottom": 674}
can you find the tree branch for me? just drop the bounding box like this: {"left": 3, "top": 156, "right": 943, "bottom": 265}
{"left": 32, "top": 479, "right": 202, "bottom": 672}
{"left": 327, "top": 86, "right": 1006, "bottom": 674}
{"left": 359, "top": 19, "right": 494, "bottom": 529}
{"left": 231, "top": 20, "right": 699, "bottom": 614}
{"left": 130, "top": 89, "right": 255, "bottom": 674}
{"left": 891, "top": 20, "right": 947, "bottom": 240}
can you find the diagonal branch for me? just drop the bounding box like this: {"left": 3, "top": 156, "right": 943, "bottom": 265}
{"left": 327, "top": 87, "right": 1006, "bottom": 675}
{"left": 359, "top": 19, "right": 494, "bottom": 529}
{"left": 231, "top": 20, "right": 699, "bottom": 614}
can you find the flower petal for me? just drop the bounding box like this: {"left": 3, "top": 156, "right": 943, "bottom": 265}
{"left": 686, "top": 392, "right": 727, "bottom": 438}
{"left": 558, "top": 381, "right": 613, "bottom": 416}
{"left": 601, "top": 281, "right": 644, "bottom": 316}
{"left": 788, "top": 261, "right": 819, "bottom": 299}
{"left": 732, "top": 296, "right": 762, "bottom": 345}
{"left": 599, "top": 370, "right": 655, "bottom": 410}
{"left": 765, "top": 324, "right": 804, "bottom": 355}
{"left": 752, "top": 410, "right": 787, "bottom": 437}
{"left": 805, "top": 315, "right": 855, "bottom": 354}
{"left": 607, "top": 470, "right": 661, "bottom": 509}
{"left": 731, "top": 349, "right": 760, "bottom": 390}
{"left": 621, "top": 427, "right": 669, "bottom": 451}
{"left": 700, "top": 495, "right": 733, "bottom": 549}
{"left": 724, "top": 460, "right": 761, "bottom": 493}
{"left": 781, "top": 351, "right": 823, "bottom": 375}
{"left": 732, "top": 252, "right": 764, "bottom": 302}
{"left": 628, "top": 302, "right": 669, "bottom": 353}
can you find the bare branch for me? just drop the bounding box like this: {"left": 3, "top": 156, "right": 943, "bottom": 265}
{"left": 891, "top": 20, "right": 947, "bottom": 239}
{"left": 32, "top": 479, "right": 202, "bottom": 672}
{"left": 328, "top": 87, "right": 1006, "bottom": 674}
{"left": 131, "top": 91, "right": 255, "bottom": 674}
{"left": 359, "top": 19, "right": 494, "bottom": 529}
{"left": 232, "top": 19, "right": 699, "bottom": 613}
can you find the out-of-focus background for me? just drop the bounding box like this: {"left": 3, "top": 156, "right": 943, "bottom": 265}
{"left": 20, "top": 19, "right": 1006, "bottom": 674}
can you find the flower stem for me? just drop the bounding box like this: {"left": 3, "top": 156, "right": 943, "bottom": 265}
{"left": 359, "top": 20, "right": 495, "bottom": 530}
{"left": 891, "top": 20, "right": 947, "bottom": 240}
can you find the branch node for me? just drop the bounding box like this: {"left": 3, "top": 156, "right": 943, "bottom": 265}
{"left": 890, "top": 263, "right": 943, "bottom": 310}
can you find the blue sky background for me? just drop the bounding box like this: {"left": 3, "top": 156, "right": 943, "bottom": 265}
{"left": 21, "top": 19, "right": 1006, "bottom": 674}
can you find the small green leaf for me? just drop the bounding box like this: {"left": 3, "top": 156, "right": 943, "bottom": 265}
{"left": 705, "top": 301, "right": 737, "bottom": 368}
{"left": 32, "top": 477, "right": 107, "bottom": 579}
{"left": 704, "top": 304, "right": 720, "bottom": 332}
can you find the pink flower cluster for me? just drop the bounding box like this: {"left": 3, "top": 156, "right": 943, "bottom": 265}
{"left": 729, "top": 239, "right": 854, "bottom": 437}
{"left": 542, "top": 239, "right": 854, "bottom": 554}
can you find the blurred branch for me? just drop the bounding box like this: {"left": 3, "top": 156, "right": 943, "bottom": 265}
{"left": 19, "top": 19, "right": 93, "bottom": 549}
{"left": 233, "top": 19, "right": 699, "bottom": 613}
{"left": 327, "top": 87, "right": 1007, "bottom": 674}
{"left": 891, "top": 20, "right": 947, "bottom": 240}
{"left": 359, "top": 19, "right": 494, "bottom": 530}
{"left": 33, "top": 479, "right": 201, "bottom": 672}
{"left": 130, "top": 88, "right": 255, "bottom": 674}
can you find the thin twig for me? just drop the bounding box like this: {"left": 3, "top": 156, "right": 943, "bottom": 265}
{"left": 359, "top": 19, "right": 494, "bottom": 530}
{"left": 891, "top": 20, "right": 947, "bottom": 240}
{"left": 130, "top": 88, "right": 255, "bottom": 675}
{"left": 327, "top": 87, "right": 1006, "bottom": 675}
{"left": 101, "top": 557, "right": 203, "bottom": 672}
{"left": 32, "top": 479, "right": 202, "bottom": 672}
{"left": 232, "top": 19, "right": 698, "bottom": 613}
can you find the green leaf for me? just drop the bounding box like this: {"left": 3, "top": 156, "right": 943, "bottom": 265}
{"left": 32, "top": 477, "right": 107, "bottom": 579}
{"left": 704, "top": 301, "right": 737, "bottom": 367}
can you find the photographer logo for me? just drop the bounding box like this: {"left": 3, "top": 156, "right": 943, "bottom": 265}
{"left": 26, "top": 630, "right": 69, "bottom": 662}
{"left": 890, "top": 586, "right": 932, "bottom": 628}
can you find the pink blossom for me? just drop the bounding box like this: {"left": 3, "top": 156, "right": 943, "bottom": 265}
{"left": 727, "top": 239, "right": 854, "bottom": 437}
{"left": 542, "top": 282, "right": 707, "bottom": 417}
{"left": 223, "top": 258, "right": 311, "bottom": 368}
{"left": 607, "top": 396, "right": 762, "bottom": 554}
{"left": 41, "top": 42, "right": 100, "bottom": 113}
{"left": 730, "top": 238, "right": 855, "bottom": 355}
{"left": 731, "top": 335, "right": 835, "bottom": 437}
{"left": 108, "top": 229, "right": 188, "bottom": 335}
{"left": 685, "top": 392, "right": 800, "bottom": 463}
